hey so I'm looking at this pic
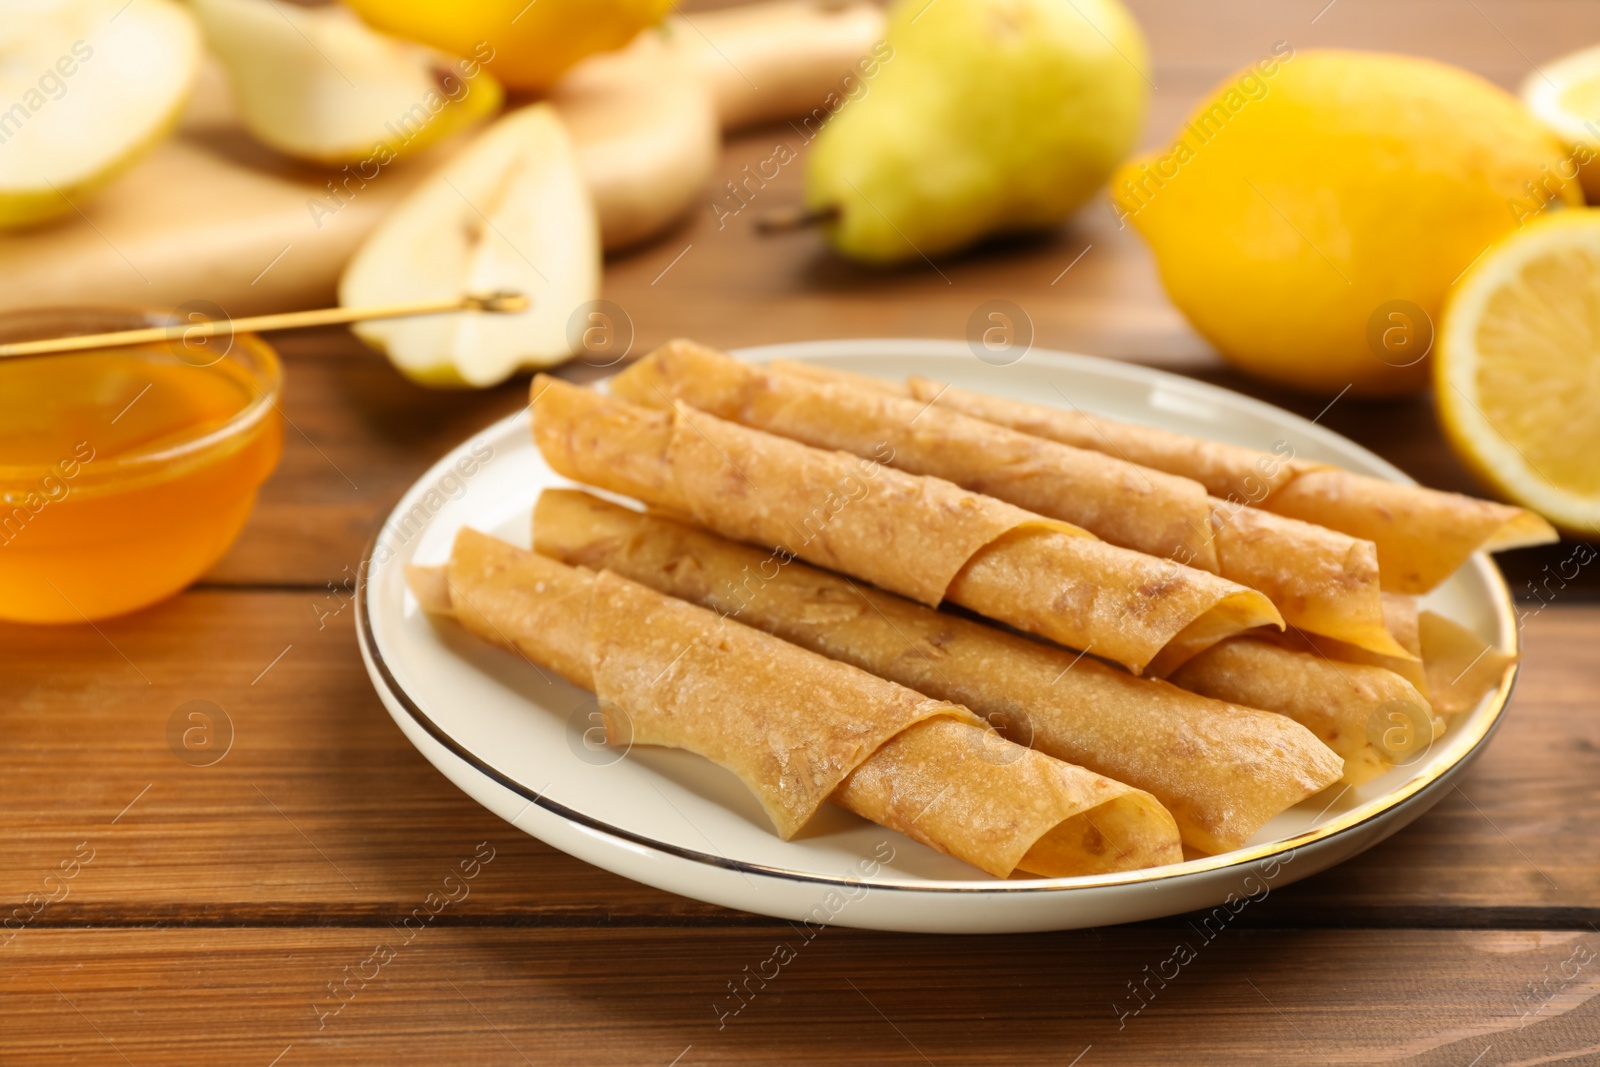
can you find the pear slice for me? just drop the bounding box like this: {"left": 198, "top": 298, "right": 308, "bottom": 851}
{"left": 552, "top": 40, "right": 719, "bottom": 251}
{"left": 0, "top": 0, "right": 200, "bottom": 229}
{"left": 339, "top": 104, "right": 600, "bottom": 387}
{"left": 192, "top": 0, "right": 501, "bottom": 166}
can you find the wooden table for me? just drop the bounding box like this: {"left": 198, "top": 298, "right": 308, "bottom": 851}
{"left": 6, "top": 2, "right": 1600, "bottom": 1063}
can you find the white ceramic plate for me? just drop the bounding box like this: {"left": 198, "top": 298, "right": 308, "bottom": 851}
{"left": 356, "top": 340, "right": 1519, "bottom": 934}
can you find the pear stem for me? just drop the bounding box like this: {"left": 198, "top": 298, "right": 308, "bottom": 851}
{"left": 754, "top": 204, "right": 841, "bottom": 234}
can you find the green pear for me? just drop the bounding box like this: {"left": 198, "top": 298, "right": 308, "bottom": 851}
{"left": 804, "top": 0, "right": 1149, "bottom": 264}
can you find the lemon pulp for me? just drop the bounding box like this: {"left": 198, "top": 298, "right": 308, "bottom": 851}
{"left": 1473, "top": 244, "right": 1600, "bottom": 497}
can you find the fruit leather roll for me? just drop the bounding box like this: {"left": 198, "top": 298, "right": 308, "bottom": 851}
{"left": 1261, "top": 592, "right": 1429, "bottom": 696}
{"left": 530, "top": 376, "right": 1283, "bottom": 676}
{"left": 533, "top": 488, "right": 1344, "bottom": 854}
{"left": 891, "top": 374, "right": 1557, "bottom": 594}
{"left": 1416, "top": 610, "right": 1518, "bottom": 714}
{"left": 616, "top": 340, "right": 1221, "bottom": 570}
{"left": 613, "top": 341, "right": 1411, "bottom": 659}
{"left": 1303, "top": 594, "right": 1515, "bottom": 711}
{"left": 1249, "top": 592, "right": 1515, "bottom": 716}
{"left": 1168, "top": 637, "right": 1443, "bottom": 786}
{"left": 410, "top": 527, "right": 1183, "bottom": 877}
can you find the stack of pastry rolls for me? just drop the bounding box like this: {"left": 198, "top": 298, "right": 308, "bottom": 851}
{"left": 409, "top": 340, "right": 1549, "bottom": 879}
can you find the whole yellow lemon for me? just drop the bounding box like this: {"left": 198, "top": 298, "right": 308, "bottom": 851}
{"left": 1113, "top": 48, "right": 1581, "bottom": 396}
{"left": 343, "top": 0, "right": 671, "bottom": 93}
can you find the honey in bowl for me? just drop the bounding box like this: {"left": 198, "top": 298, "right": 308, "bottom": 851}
{"left": 0, "top": 309, "right": 282, "bottom": 623}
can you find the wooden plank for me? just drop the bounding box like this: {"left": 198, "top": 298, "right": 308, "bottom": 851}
{"left": 204, "top": 336, "right": 534, "bottom": 589}
{"left": 3, "top": 594, "right": 1596, "bottom": 923}
{"left": 5, "top": 927, "right": 1600, "bottom": 1065}
{"left": 0, "top": 587, "right": 691, "bottom": 924}
{"left": 1123, "top": 0, "right": 1598, "bottom": 89}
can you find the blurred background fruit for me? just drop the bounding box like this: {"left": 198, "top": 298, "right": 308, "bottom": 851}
{"left": 662, "top": 0, "right": 885, "bottom": 130}
{"left": 1436, "top": 209, "right": 1600, "bottom": 536}
{"left": 805, "top": 0, "right": 1148, "bottom": 264}
{"left": 0, "top": 0, "right": 199, "bottom": 229}
{"left": 554, "top": 0, "right": 884, "bottom": 250}
{"left": 552, "top": 46, "right": 719, "bottom": 253}
{"left": 0, "top": 0, "right": 883, "bottom": 322}
{"left": 1116, "top": 49, "right": 1582, "bottom": 397}
{"left": 193, "top": 0, "right": 502, "bottom": 165}
{"left": 1521, "top": 43, "right": 1600, "bottom": 202}
{"left": 342, "top": 0, "right": 671, "bottom": 93}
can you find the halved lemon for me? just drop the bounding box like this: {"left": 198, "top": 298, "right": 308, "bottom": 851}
{"left": 1522, "top": 45, "right": 1600, "bottom": 201}
{"left": 1437, "top": 209, "right": 1600, "bottom": 535}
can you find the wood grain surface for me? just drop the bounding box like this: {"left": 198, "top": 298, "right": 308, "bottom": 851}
{"left": 4, "top": 0, "right": 1599, "bottom": 1063}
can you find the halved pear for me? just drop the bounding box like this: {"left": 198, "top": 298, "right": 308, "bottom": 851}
{"left": 552, "top": 39, "right": 719, "bottom": 251}
{"left": 339, "top": 104, "right": 600, "bottom": 387}
{"left": 192, "top": 0, "right": 502, "bottom": 166}
{"left": 0, "top": 0, "right": 200, "bottom": 229}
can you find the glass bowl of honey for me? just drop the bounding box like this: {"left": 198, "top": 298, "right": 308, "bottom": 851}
{"left": 0, "top": 307, "right": 283, "bottom": 623}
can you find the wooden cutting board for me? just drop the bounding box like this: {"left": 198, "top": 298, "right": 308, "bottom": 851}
{"left": 0, "top": 62, "right": 465, "bottom": 319}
